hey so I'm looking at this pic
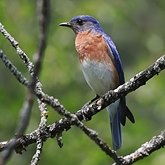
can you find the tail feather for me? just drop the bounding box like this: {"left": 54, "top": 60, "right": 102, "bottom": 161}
{"left": 107, "top": 98, "right": 134, "bottom": 150}
{"left": 120, "top": 97, "right": 135, "bottom": 126}
{"left": 110, "top": 111, "right": 121, "bottom": 150}
{"left": 107, "top": 100, "right": 121, "bottom": 150}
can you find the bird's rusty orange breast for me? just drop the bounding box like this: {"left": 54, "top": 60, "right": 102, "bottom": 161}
{"left": 75, "top": 30, "right": 120, "bottom": 86}
{"left": 75, "top": 30, "right": 107, "bottom": 62}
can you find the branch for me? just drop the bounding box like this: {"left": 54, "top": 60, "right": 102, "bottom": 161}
{"left": 16, "top": 0, "right": 50, "bottom": 139}
{"left": 30, "top": 1, "right": 50, "bottom": 164}
{"left": 1, "top": 124, "right": 165, "bottom": 165}
{"left": 113, "top": 131, "right": 165, "bottom": 165}
{"left": 30, "top": 133, "right": 43, "bottom": 165}
{"left": 0, "top": 23, "right": 34, "bottom": 74}
{"left": 74, "top": 55, "right": 165, "bottom": 121}
{"left": 72, "top": 114, "right": 122, "bottom": 163}
{"left": 0, "top": 50, "right": 28, "bottom": 86}
{"left": 0, "top": 50, "right": 33, "bottom": 165}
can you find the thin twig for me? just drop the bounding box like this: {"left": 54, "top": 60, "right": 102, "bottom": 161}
{"left": 0, "top": 23, "right": 34, "bottom": 74}
{"left": 113, "top": 131, "right": 165, "bottom": 165}
{"left": 30, "top": 135, "right": 43, "bottom": 165}
{"left": 0, "top": 142, "right": 7, "bottom": 152}
{"left": 17, "top": 0, "right": 50, "bottom": 138}
{"left": 70, "top": 114, "right": 122, "bottom": 163}
{"left": 0, "top": 50, "right": 29, "bottom": 86}
{"left": 30, "top": 1, "right": 50, "bottom": 164}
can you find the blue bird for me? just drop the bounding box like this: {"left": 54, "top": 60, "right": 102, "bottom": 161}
{"left": 59, "top": 15, "right": 135, "bottom": 150}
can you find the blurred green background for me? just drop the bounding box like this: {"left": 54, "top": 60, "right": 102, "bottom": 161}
{"left": 0, "top": 0, "right": 165, "bottom": 164}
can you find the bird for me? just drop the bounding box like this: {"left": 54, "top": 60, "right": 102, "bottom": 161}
{"left": 59, "top": 15, "right": 135, "bottom": 150}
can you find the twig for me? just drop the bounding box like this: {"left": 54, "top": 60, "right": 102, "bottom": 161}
{"left": 33, "top": 0, "right": 50, "bottom": 130}
{"left": 0, "top": 142, "right": 7, "bottom": 152}
{"left": 0, "top": 50, "right": 29, "bottom": 86}
{"left": 0, "top": 24, "right": 33, "bottom": 75}
{"left": 113, "top": 131, "right": 165, "bottom": 165}
{"left": 0, "top": 50, "right": 29, "bottom": 87}
{"left": 30, "top": 135, "right": 43, "bottom": 165}
{"left": 0, "top": 50, "right": 32, "bottom": 164}
{"left": 0, "top": 139, "right": 18, "bottom": 165}
{"left": 17, "top": 0, "right": 50, "bottom": 138}
{"left": 70, "top": 114, "right": 122, "bottom": 163}
{"left": 30, "top": 1, "right": 50, "bottom": 164}
{"left": 38, "top": 101, "right": 48, "bottom": 129}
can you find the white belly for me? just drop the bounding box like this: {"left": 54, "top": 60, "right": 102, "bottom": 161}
{"left": 81, "top": 58, "right": 116, "bottom": 96}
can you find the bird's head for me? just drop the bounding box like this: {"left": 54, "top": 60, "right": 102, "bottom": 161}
{"left": 59, "top": 15, "right": 102, "bottom": 34}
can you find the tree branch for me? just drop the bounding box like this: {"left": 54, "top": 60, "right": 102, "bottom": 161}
{"left": 113, "top": 131, "right": 165, "bottom": 165}
{"left": 0, "top": 23, "right": 34, "bottom": 74}
{"left": 75, "top": 55, "right": 165, "bottom": 121}
{"left": 30, "top": 1, "right": 50, "bottom": 164}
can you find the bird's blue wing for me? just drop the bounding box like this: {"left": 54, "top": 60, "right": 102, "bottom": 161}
{"left": 103, "top": 34, "right": 135, "bottom": 126}
{"left": 104, "top": 35, "right": 125, "bottom": 85}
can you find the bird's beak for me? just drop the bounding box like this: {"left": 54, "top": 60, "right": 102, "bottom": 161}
{"left": 59, "top": 22, "right": 72, "bottom": 27}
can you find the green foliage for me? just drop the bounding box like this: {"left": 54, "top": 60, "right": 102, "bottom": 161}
{"left": 0, "top": 0, "right": 165, "bottom": 164}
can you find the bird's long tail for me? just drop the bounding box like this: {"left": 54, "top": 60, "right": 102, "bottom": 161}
{"left": 107, "top": 100, "right": 121, "bottom": 150}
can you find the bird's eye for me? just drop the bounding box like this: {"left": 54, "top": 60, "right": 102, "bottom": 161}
{"left": 76, "top": 19, "right": 83, "bottom": 25}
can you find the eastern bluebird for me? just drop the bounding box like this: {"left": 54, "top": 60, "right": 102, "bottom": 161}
{"left": 59, "top": 15, "right": 135, "bottom": 150}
